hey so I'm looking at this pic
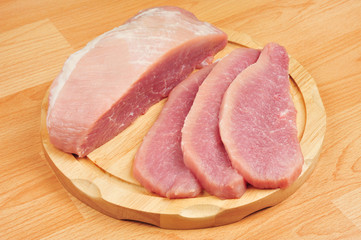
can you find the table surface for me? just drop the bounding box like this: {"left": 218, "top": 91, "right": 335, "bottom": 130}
{"left": 1, "top": 1, "right": 361, "bottom": 239}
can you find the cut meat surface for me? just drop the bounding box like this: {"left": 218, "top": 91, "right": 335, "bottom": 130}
{"left": 133, "top": 64, "right": 215, "bottom": 199}
{"left": 47, "top": 6, "right": 227, "bottom": 157}
{"left": 219, "top": 43, "right": 304, "bottom": 189}
{"left": 181, "top": 48, "right": 260, "bottom": 199}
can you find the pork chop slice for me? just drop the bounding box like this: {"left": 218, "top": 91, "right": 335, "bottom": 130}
{"left": 47, "top": 6, "right": 227, "bottom": 157}
{"left": 181, "top": 48, "right": 260, "bottom": 199}
{"left": 133, "top": 64, "right": 215, "bottom": 199}
{"left": 219, "top": 43, "right": 304, "bottom": 189}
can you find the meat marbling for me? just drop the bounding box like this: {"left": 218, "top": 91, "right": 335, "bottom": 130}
{"left": 133, "top": 64, "right": 215, "bottom": 199}
{"left": 47, "top": 6, "right": 227, "bottom": 157}
{"left": 219, "top": 43, "right": 304, "bottom": 189}
{"left": 181, "top": 48, "right": 260, "bottom": 199}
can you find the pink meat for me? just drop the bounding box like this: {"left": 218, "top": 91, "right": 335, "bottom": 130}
{"left": 181, "top": 48, "right": 260, "bottom": 199}
{"left": 46, "top": 6, "right": 227, "bottom": 157}
{"left": 133, "top": 64, "right": 215, "bottom": 199}
{"left": 219, "top": 43, "right": 304, "bottom": 189}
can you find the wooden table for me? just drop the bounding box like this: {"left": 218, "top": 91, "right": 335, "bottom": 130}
{"left": 1, "top": 1, "right": 361, "bottom": 239}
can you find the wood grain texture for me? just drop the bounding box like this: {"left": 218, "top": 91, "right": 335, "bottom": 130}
{"left": 1, "top": 0, "right": 361, "bottom": 238}
{"left": 0, "top": 19, "right": 73, "bottom": 98}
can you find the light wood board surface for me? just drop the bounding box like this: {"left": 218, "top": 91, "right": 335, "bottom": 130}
{"left": 1, "top": 0, "right": 361, "bottom": 239}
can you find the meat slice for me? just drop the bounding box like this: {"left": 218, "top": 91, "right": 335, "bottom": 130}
{"left": 219, "top": 43, "right": 304, "bottom": 189}
{"left": 181, "top": 48, "right": 260, "bottom": 199}
{"left": 133, "top": 64, "right": 215, "bottom": 199}
{"left": 46, "top": 6, "right": 227, "bottom": 157}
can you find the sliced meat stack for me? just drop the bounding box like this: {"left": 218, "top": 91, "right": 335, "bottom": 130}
{"left": 133, "top": 64, "right": 215, "bottom": 199}
{"left": 47, "top": 6, "right": 227, "bottom": 157}
{"left": 219, "top": 43, "right": 304, "bottom": 189}
{"left": 181, "top": 48, "right": 260, "bottom": 199}
{"left": 46, "top": 5, "right": 304, "bottom": 199}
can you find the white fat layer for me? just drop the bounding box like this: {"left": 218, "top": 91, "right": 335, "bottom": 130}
{"left": 48, "top": 7, "right": 220, "bottom": 112}
{"left": 48, "top": 24, "right": 129, "bottom": 111}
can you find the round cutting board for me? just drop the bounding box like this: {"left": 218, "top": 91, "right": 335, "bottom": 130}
{"left": 41, "top": 29, "right": 326, "bottom": 229}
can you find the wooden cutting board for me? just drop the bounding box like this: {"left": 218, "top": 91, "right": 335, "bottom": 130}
{"left": 41, "top": 29, "right": 326, "bottom": 229}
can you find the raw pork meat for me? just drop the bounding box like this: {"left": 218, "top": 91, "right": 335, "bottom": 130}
{"left": 133, "top": 64, "right": 215, "bottom": 198}
{"left": 219, "top": 43, "right": 304, "bottom": 189}
{"left": 181, "top": 48, "right": 260, "bottom": 199}
{"left": 47, "top": 6, "right": 227, "bottom": 157}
